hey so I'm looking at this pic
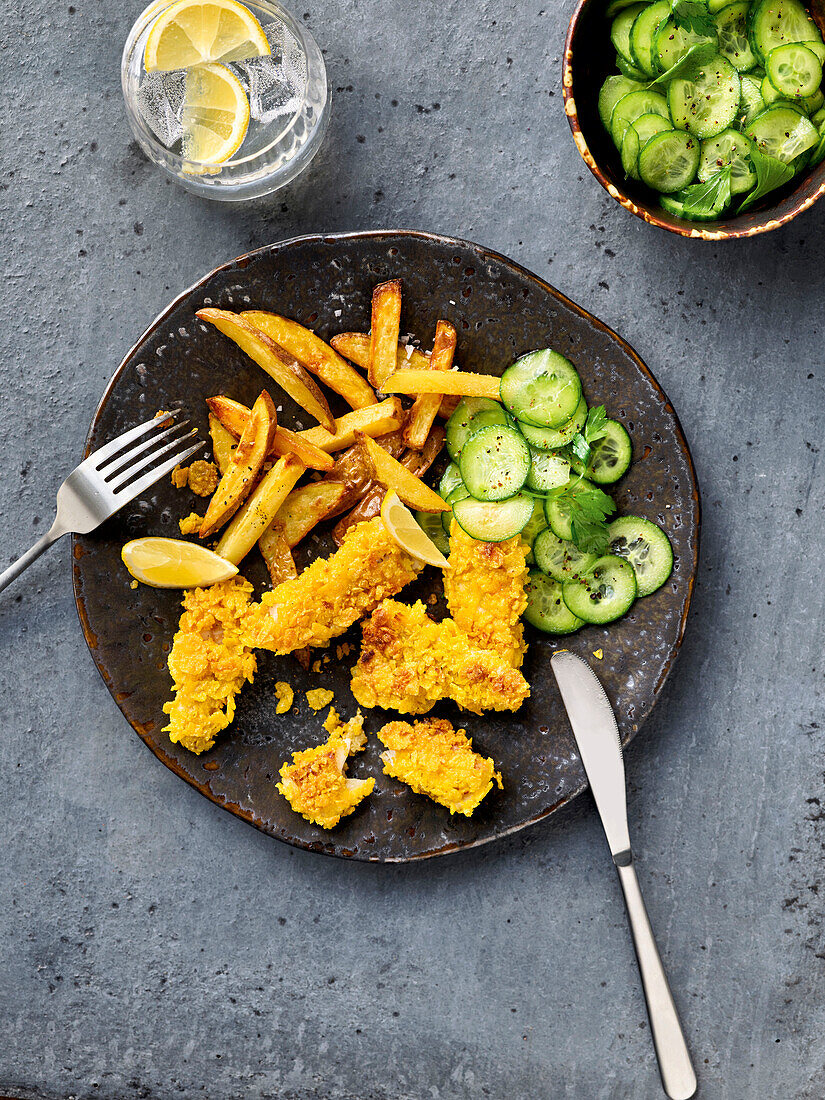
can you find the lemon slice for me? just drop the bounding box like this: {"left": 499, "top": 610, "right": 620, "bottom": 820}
{"left": 380, "top": 491, "right": 450, "bottom": 568}
{"left": 122, "top": 537, "right": 239, "bottom": 588}
{"left": 144, "top": 0, "right": 270, "bottom": 72}
{"left": 180, "top": 62, "right": 250, "bottom": 165}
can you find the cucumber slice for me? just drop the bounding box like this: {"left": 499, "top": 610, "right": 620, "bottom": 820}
{"left": 524, "top": 571, "right": 584, "bottom": 635}
{"left": 611, "top": 3, "right": 648, "bottom": 63}
{"left": 607, "top": 515, "right": 673, "bottom": 596}
{"left": 414, "top": 509, "right": 451, "bottom": 557}
{"left": 606, "top": 0, "right": 653, "bottom": 15}
{"left": 519, "top": 395, "right": 588, "bottom": 451}
{"left": 562, "top": 555, "right": 638, "bottom": 625}
{"left": 766, "top": 43, "right": 822, "bottom": 98}
{"left": 533, "top": 528, "right": 597, "bottom": 583}
{"left": 617, "top": 54, "right": 650, "bottom": 81}
{"left": 445, "top": 397, "right": 510, "bottom": 460}
{"left": 621, "top": 125, "right": 641, "bottom": 178}
{"left": 570, "top": 419, "right": 633, "bottom": 483}
{"left": 630, "top": 0, "right": 671, "bottom": 75}
{"left": 638, "top": 129, "right": 701, "bottom": 191}
{"left": 451, "top": 492, "right": 535, "bottom": 543}
{"left": 746, "top": 104, "right": 819, "bottom": 162}
{"left": 599, "top": 75, "right": 645, "bottom": 128}
{"left": 525, "top": 450, "right": 570, "bottom": 493}
{"left": 543, "top": 477, "right": 600, "bottom": 541}
{"left": 438, "top": 461, "right": 465, "bottom": 499}
{"left": 521, "top": 498, "right": 548, "bottom": 565}
{"left": 611, "top": 89, "right": 670, "bottom": 147}
{"left": 739, "top": 73, "right": 767, "bottom": 125}
{"left": 500, "top": 349, "right": 582, "bottom": 429}
{"left": 749, "top": 0, "right": 822, "bottom": 64}
{"left": 698, "top": 129, "right": 757, "bottom": 193}
{"left": 708, "top": 0, "right": 733, "bottom": 10}
{"left": 668, "top": 55, "right": 741, "bottom": 138}
{"left": 759, "top": 74, "right": 812, "bottom": 113}
{"left": 655, "top": 17, "right": 717, "bottom": 71}
{"left": 442, "top": 484, "right": 470, "bottom": 534}
{"left": 632, "top": 111, "right": 672, "bottom": 149}
{"left": 715, "top": 2, "right": 757, "bottom": 72}
{"left": 459, "top": 424, "right": 531, "bottom": 501}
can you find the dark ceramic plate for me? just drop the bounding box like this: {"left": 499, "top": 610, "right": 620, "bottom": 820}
{"left": 72, "top": 230, "right": 699, "bottom": 862}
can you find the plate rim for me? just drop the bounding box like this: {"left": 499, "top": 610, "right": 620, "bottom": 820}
{"left": 72, "top": 228, "right": 701, "bottom": 862}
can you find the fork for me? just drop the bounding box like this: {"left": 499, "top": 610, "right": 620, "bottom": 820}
{"left": 0, "top": 409, "right": 203, "bottom": 596}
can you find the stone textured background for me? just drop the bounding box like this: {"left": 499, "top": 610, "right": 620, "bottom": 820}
{"left": 1, "top": 0, "right": 824, "bottom": 1097}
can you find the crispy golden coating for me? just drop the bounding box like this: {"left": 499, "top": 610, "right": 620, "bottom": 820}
{"left": 171, "top": 460, "right": 220, "bottom": 496}
{"left": 351, "top": 600, "right": 530, "bottom": 715}
{"left": 242, "top": 518, "right": 421, "bottom": 653}
{"left": 443, "top": 522, "right": 529, "bottom": 668}
{"left": 377, "top": 717, "right": 502, "bottom": 816}
{"left": 163, "top": 578, "right": 257, "bottom": 755}
{"left": 178, "top": 512, "right": 204, "bottom": 535}
{"left": 277, "top": 709, "right": 374, "bottom": 829}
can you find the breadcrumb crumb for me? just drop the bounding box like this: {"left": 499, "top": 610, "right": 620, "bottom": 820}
{"left": 277, "top": 710, "right": 373, "bottom": 828}
{"left": 274, "top": 681, "right": 294, "bottom": 714}
{"left": 306, "top": 688, "right": 334, "bottom": 711}
{"left": 377, "top": 717, "right": 502, "bottom": 816}
{"left": 171, "top": 466, "right": 189, "bottom": 489}
{"left": 593, "top": 649, "right": 603, "bottom": 660}
{"left": 179, "top": 512, "right": 203, "bottom": 535}
{"left": 130, "top": 579, "right": 139, "bottom": 590}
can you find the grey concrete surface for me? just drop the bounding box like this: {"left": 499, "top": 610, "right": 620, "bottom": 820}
{"left": 1, "top": 0, "right": 824, "bottom": 1097}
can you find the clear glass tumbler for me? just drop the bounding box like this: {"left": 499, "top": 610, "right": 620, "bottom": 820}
{"left": 121, "top": 0, "right": 329, "bottom": 200}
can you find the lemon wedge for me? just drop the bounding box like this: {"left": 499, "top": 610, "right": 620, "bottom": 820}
{"left": 122, "top": 537, "right": 239, "bottom": 588}
{"left": 180, "top": 62, "right": 250, "bottom": 165}
{"left": 144, "top": 0, "right": 270, "bottom": 72}
{"left": 380, "top": 491, "right": 450, "bottom": 568}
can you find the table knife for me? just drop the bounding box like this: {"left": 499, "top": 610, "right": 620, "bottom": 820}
{"left": 550, "top": 650, "right": 697, "bottom": 1100}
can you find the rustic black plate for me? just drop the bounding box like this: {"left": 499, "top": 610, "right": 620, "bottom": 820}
{"left": 72, "top": 230, "right": 699, "bottom": 862}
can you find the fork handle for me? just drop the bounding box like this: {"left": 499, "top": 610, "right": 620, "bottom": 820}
{"left": 616, "top": 858, "right": 697, "bottom": 1100}
{"left": 0, "top": 525, "right": 64, "bottom": 596}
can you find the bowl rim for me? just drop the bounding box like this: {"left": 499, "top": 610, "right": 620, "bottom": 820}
{"left": 562, "top": 0, "right": 825, "bottom": 240}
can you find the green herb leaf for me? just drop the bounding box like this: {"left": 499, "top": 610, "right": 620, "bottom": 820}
{"left": 671, "top": 166, "right": 733, "bottom": 219}
{"left": 670, "top": 0, "right": 716, "bottom": 37}
{"left": 646, "top": 40, "right": 718, "bottom": 87}
{"left": 737, "top": 144, "right": 795, "bottom": 213}
{"left": 583, "top": 405, "right": 609, "bottom": 445}
{"left": 547, "top": 478, "right": 616, "bottom": 555}
{"left": 570, "top": 432, "right": 591, "bottom": 466}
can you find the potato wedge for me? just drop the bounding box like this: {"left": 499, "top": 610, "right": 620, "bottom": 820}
{"left": 297, "top": 397, "right": 405, "bottom": 453}
{"left": 215, "top": 454, "right": 305, "bottom": 565}
{"left": 368, "top": 280, "right": 402, "bottom": 389}
{"left": 241, "top": 311, "right": 376, "bottom": 410}
{"left": 208, "top": 413, "right": 237, "bottom": 476}
{"left": 200, "top": 390, "right": 276, "bottom": 539}
{"left": 382, "top": 369, "right": 501, "bottom": 400}
{"left": 259, "top": 525, "right": 298, "bottom": 586}
{"left": 404, "top": 321, "right": 457, "bottom": 449}
{"left": 206, "top": 394, "right": 333, "bottom": 470}
{"left": 330, "top": 333, "right": 458, "bottom": 418}
{"left": 357, "top": 432, "right": 448, "bottom": 513}
{"left": 197, "top": 308, "right": 335, "bottom": 431}
{"left": 270, "top": 481, "right": 348, "bottom": 547}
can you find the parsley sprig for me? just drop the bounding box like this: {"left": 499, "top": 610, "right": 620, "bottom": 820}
{"left": 566, "top": 404, "right": 609, "bottom": 468}
{"left": 544, "top": 476, "right": 616, "bottom": 556}
{"left": 670, "top": 0, "right": 716, "bottom": 37}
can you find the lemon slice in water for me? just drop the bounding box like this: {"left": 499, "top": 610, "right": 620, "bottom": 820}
{"left": 380, "top": 491, "right": 450, "bottom": 568}
{"left": 144, "top": 0, "right": 270, "bottom": 72}
{"left": 122, "top": 537, "right": 239, "bottom": 588}
{"left": 181, "top": 62, "right": 250, "bottom": 165}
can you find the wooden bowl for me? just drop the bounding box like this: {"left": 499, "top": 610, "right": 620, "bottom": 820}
{"left": 563, "top": 0, "right": 825, "bottom": 239}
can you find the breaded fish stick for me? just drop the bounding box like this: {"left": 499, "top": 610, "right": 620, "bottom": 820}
{"left": 163, "top": 578, "right": 257, "bottom": 754}
{"left": 351, "top": 600, "right": 530, "bottom": 715}
{"left": 443, "top": 521, "right": 529, "bottom": 668}
{"left": 243, "top": 518, "right": 422, "bottom": 653}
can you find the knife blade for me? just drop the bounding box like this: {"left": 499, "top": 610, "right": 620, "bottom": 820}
{"left": 550, "top": 649, "right": 697, "bottom": 1100}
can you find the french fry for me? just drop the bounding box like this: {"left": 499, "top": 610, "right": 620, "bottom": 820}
{"left": 206, "top": 395, "right": 334, "bottom": 471}
{"left": 297, "top": 398, "right": 405, "bottom": 453}
{"left": 382, "top": 369, "right": 501, "bottom": 401}
{"left": 270, "top": 482, "right": 349, "bottom": 547}
{"left": 368, "top": 280, "right": 402, "bottom": 389}
{"left": 357, "top": 432, "right": 448, "bottom": 513}
{"left": 404, "top": 321, "right": 457, "bottom": 449}
{"left": 197, "top": 308, "right": 335, "bottom": 431}
{"left": 241, "top": 311, "right": 376, "bottom": 410}
{"left": 200, "top": 391, "right": 276, "bottom": 539}
{"left": 208, "top": 413, "right": 237, "bottom": 476}
{"left": 215, "top": 454, "right": 305, "bottom": 565}
{"left": 331, "top": 333, "right": 459, "bottom": 418}
{"left": 259, "top": 525, "right": 298, "bottom": 586}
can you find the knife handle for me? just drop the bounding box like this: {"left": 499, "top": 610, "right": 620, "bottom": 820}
{"left": 615, "top": 859, "right": 697, "bottom": 1100}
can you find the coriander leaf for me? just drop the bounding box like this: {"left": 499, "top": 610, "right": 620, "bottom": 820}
{"left": 671, "top": 167, "right": 732, "bottom": 219}
{"left": 646, "top": 41, "right": 718, "bottom": 88}
{"left": 583, "top": 405, "right": 609, "bottom": 445}
{"left": 670, "top": 0, "right": 716, "bottom": 37}
{"left": 570, "top": 432, "right": 591, "bottom": 466}
{"left": 547, "top": 478, "right": 616, "bottom": 555}
{"left": 737, "top": 144, "right": 795, "bottom": 213}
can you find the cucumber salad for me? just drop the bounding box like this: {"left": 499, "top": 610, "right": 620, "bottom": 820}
{"left": 418, "top": 348, "right": 674, "bottom": 635}
{"left": 599, "top": 0, "right": 825, "bottom": 220}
